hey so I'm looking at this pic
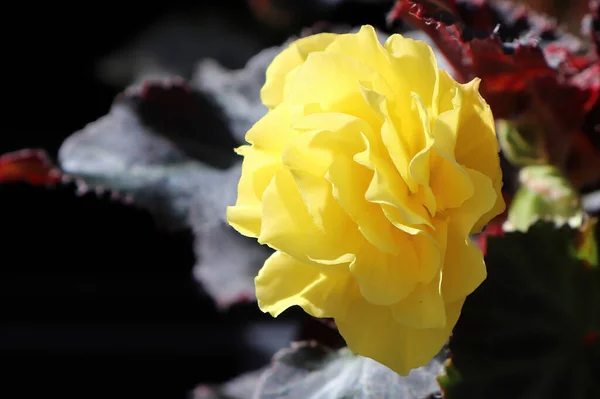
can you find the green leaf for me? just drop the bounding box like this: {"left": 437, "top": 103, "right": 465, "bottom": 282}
{"left": 440, "top": 221, "right": 600, "bottom": 399}
{"left": 254, "top": 342, "right": 445, "bottom": 399}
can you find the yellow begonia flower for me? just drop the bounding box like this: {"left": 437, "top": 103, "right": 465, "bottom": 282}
{"left": 226, "top": 25, "right": 505, "bottom": 375}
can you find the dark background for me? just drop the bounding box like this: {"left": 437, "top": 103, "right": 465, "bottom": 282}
{"left": 1, "top": 3, "right": 283, "bottom": 398}
{"left": 0, "top": 2, "right": 391, "bottom": 398}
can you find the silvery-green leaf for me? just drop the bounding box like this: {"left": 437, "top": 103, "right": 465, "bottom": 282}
{"left": 254, "top": 342, "right": 444, "bottom": 399}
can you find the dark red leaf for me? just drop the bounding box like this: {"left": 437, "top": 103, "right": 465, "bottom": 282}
{"left": 389, "top": 0, "right": 577, "bottom": 119}
{"left": 0, "top": 150, "right": 62, "bottom": 186}
{"left": 390, "top": 0, "right": 600, "bottom": 187}
{"left": 0, "top": 148, "right": 134, "bottom": 205}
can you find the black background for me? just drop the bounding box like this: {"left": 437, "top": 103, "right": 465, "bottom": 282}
{"left": 1, "top": 2, "right": 276, "bottom": 398}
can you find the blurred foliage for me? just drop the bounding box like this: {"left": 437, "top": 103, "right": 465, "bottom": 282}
{"left": 440, "top": 221, "right": 600, "bottom": 399}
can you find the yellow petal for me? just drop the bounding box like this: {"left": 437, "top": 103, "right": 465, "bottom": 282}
{"left": 354, "top": 100, "right": 434, "bottom": 231}
{"left": 284, "top": 50, "right": 391, "bottom": 127}
{"left": 405, "top": 94, "right": 438, "bottom": 217}
{"left": 282, "top": 132, "right": 360, "bottom": 239}
{"left": 381, "top": 98, "right": 426, "bottom": 194}
{"left": 237, "top": 146, "right": 281, "bottom": 201}
{"left": 259, "top": 167, "right": 355, "bottom": 264}
{"left": 439, "top": 168, "right": 494, "bottom": 303}
{"left": 384, "top": 33, "right": 438, "bottom": 108}
{"left": 450, "top": 167, "right": 497, "bottom": 238}
{"left": 226, "top": 205, "right": 262, "bottom": 238}
{"left": 336, "top": 297, "right": 464, "bottom": 375}
{"left": 256, "top": 251, "right": 356, "bottom": 318}
{"left": 410, "top": 218, "right": 447, "bottom": 284}
{"left": 475, "top": 177, "right": 505, "bottom": 234}
{"left": 290, "top": 113, "right": 401, "bottom": 253}
{"left": 226, "top": 146, "right": 280, "bottom": 238}
{"left": 293, "top": 111, "right": 376, "bottom": 143}
{"left": 391, "top": 274, "right": 446, "bottom": 329}
{"left": 407, "top": 93, "right": 433, "bottom": 188}
{"left": 430, "top": 154, "right": 474, "bottom": 211}
{"left": 261, "top": 33, "right": 338, "bottom": 109}
{"left": 294, "top": 111, "right": 432, "bottom": 242}
{"left": 327, "top": 150, "right": 399, "bottom": 254}
{"left": 433, "top": 68, "right": 458, "bottom": 116}
{"left": 453, "top": 78, "right": 505, "bottom": 231}
{"left": 441, "top": 232, "right": 487, "bottom": 303}
{"left": 325, "top": 25, "right": 405, "bottom": 93}
{"left": 355, "top": 133, "right": 432, "bottom": 231}
{"left": 281, "top": 131, "right": 332, "bottom": 177}
{"left": 379, "top": 109, "right": 409, "bottom": 183}
{"left": 245, "top": 104, "right": 298, "bottom": 152}
{"left": 453, "top": 79, "right": 498, "bottom": 167}
{"left": 349, "top": 237, "right": 419, "bottom": 306}
{"left": 359, "top": 84, "right": 387, "bottom": 119}
{"left": 432, "top": 106, "right": 459, "bottom": 158}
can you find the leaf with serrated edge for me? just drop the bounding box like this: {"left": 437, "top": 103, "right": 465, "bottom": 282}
{"left": 57, "top": 77, "right": 268, "bottom": 307}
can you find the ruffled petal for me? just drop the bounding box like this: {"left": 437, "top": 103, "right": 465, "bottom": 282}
{"left": 477, "top": 177, "right": 505, "bottom": 233}
{"left": 407, "top": 94, "right": 434, "bottom": 187}
{"left": 411, "top": 218, "right": 447, "bottom": 284}
{"left": 440, "top": 168, "right": 494, "bottom": 303}
{"left": 284, "top": 50, "right": 392, "bottom": 127}
{"left": 391, "top": 274, "right": 446, "bottom": 329}
{"left": 226, "top": 146, "right": 280, "bottom": 237}
{"left": 355, "top": 133, "right": 432, "bottom": 232}
{"left": 325, "top": 26, "right": 405, "bottom": 93}
{"left": 430, "top": 154, "right": 474, "bottom": 211}
{"left": 453, "top": 78, "right": 505, "bottom": 231}
{"left": 245, "top": 104, "right": 298, "bottom": 152}
{"left": 450, "top": 168, "right": 497, "bottom": 238}
{"left": 226, "top": 205, "right": 262, "bottom": 238}
{"left": 433, "top": 68, "right": 458, "bottom": 116}
{"left": 349, "top": 238, "right": 419, "bottom": 306}
{"left": 384, "top": 33, "right": 438, "bottom": 108}
{"left": 282, "top": 131, "right": 361, "bottom": 243}
{"left": 256, "top": 251, "right": 356, "bottom": 318}
{"left": 380, "top": 101, "right": 412, "bottom": 187}
{"left": 289, "top": 112, "right": 404, "bottom": 254}
{"left": 429, "top": 100, "right": 474, "bottom": 211}
{"left": 382, "top": 98, "right": 429, "bottom": 194}
{"left": 293, "top": 111, "right": 376, "bottom": 143}
{"left": 328, "top": 150, "right": 399, "bottom": 254}
{"left": 336, "top": 297, "right": 464, "bottom": 375}
{"left": 261, "top": 33, "right": 337, "bottom": 109}
{"left": 259, "top": 167, "right": 356, "bottom": 264}
{"left": 441, "top": 232, "right": 487, "bottom": 303}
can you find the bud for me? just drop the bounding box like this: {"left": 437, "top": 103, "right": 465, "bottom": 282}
{"left": 496, "top": 119, "right": 548, "bottom": 167}
{"left": 504, "top": 165, "right": 583, "bottom": 232}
